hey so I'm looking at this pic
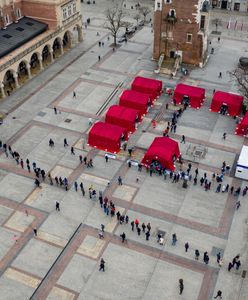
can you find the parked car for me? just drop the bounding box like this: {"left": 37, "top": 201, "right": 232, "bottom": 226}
{"left": 118, "top": 36, "right": 127, "bottom": 43}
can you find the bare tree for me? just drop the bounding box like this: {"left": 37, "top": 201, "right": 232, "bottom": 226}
{"left": 134, "top": 13, "right": 141, "bottom": 25}
{"left": 229, "top": 64, "right": 248, "bottom": 106}
{"left": 105, "top": 5, "right": 126, "bottom": 46}
{"left": 211, "top": 18, "right": 222, "bottom": 32}
{"left": 139, "top": 6, "right": 151, "bottom": 23}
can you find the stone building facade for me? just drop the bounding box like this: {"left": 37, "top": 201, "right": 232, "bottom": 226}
{"left": 153, "top": 0, "right": 210, "bottom": 66}
{"left": 0, "top": 0, "right": 83, "bottom": 99}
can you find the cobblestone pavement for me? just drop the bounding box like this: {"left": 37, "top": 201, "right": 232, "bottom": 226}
{"left": 0, "top": 1, "right": 248, "bottom": 300}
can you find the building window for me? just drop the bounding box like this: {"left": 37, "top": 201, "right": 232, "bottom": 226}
{"left": 186, "top": 33, "right": 192, "bottom": 43}
{"left": 157, "top": 2, "right": 160, "bottom": 8}
{"left": 16, "top": 8, "right": 21, "bottom": 19}
{"left": 68, "top": 5, "right": 72, "bottom": 17}
{"left": 73, "top": 2, "right": 76, "bottom": 13}
{"left": 166, "top": 0, "right": 172, "bottom": 3}
{"left": 63, "top": 7, "right": 67, "bottom": 19}
{"left": 4, "top": 14, "right": 10, "bottom": 25}
{"left": 169, "top": 9, "right": 176, "bottom": 17}
{"left": 200, "top": 15, "right": 205, "bottom": 30}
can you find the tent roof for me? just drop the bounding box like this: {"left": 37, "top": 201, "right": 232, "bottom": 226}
{"left": 132, "top": 76, "right": 162, "bottom": 91}
{"left": 106, "top": 105, "right": 138, "bottom": 122}
{"left": 89, "top": 122, "right": 126, "bottom": 141}
{"left": 144, "top": 137, "right": 179, "bottom": 161}
{"left": 213, "top": 91, "right": 243, "bottom": 106}
{"left": 120, "top": 90, "right": 150, "bottom": 105}
{"left": 175, "top": 83, "right": 205, "bottom": 98}
{"left": 240, "top": 111, "right": 248, "bottom": 126}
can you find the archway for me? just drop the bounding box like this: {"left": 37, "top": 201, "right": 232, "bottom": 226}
{"left": 73, "top": 24, "right": 83, "bottom": 44}
{"left": 63, "top": 31, "right": 72, "bottom": 51}
{"left": 3, "top": 69, "right": 17, "bottom": 96}
{"left": 17, "top": 61, "right": 30, "bottom": 85}
{"left": 53, "top": 37, "right": 63, "bottom": 58}
{"left": 42, "top": 45, "right": 52, "bottom": 67}
{"left": 30, "top": 53, "right": 41, "bottom": 75}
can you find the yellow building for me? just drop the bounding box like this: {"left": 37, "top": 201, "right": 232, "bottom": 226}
{"left": 0, "top": 0, "right": 83, "bottom": 98}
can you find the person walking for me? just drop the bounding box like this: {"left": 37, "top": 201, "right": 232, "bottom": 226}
{"left": 105, "top": 154, "right": 108, "bottom": 163}
{"left": 73, "top": 91, "right": 76, "bottom": 99}
{"left": 99, "top": 258, "right": 105, "bottom": 272}
{"left": 79, "top": 155, "right": 83, "bottom": 164}
{"left": 216, "top": 252, "right": 221, "bottom": 264}
{"left": 134, "top": 219, "right": 139, "bottom": 228}
{"left": 181, "top": 135, "right": 186, "bottom": 144}
{"left": 228, "top": 262, "right": 233, "bottom": 271}
{"left": 172, "top": 233, "right": 177, "bottom": 246}
{"left": 141, "top": 222, "right": 146, "bottom": 232}
{"left": 218, "top": 72, "right": 222, "bottom": 78}
{"left": 184, "top": 242, "right": 189, "bottom": 252}
{"left": 33, "top": 228, "right": 37, "bottom": 236}
{"left": 56, "top": 201, "right": 60, "bottom": 211}
{"left": 214, "top": 290, "right": 222, "bottom": 299}
{"left": 179, "top": 279, "right": 184, "bottom": 295}
{"left": 137, "top": 227, "right": 141, "bottom": 235}
{"left": 120, "top": 232, "right": 126, "bottom": 243}
{"left": 54, "top": 107, "right": 57, "bottom": 114}
{"left": 74, "top": 181, "right": 78, "bottom": 191}
{"left": 64, "top": 138, "right": 69, "bottom": 147}
{"left": 98, "top": 55, "right": 101, "bottom": 61}
{"left": 147, "top": 222, "right": 151, "bottom": 232}
{"left": 71, "top": 146, "right": 75, "bottom": 155}
{"left": 131, "top": 220, "right": 134, "bottom": 231}
{"left": 222, "top": 133, "right": 226, "bottom": 140}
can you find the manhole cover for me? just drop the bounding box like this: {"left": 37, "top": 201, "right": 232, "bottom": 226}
{"left": 64, "top": 119, "right": 72, "bottom": 123}
{"left": 211, "top": 247, "right": 224, "bottom": 257}
{"left": 37, "top": 111, "right": 46, "bottom": 117}
{"left": 242, "top": 270, "right": 247, "bottom": 278}
{"left": 84, "top": 72, "right": 91, "bottom": 75}
{"left": 194, "top": 150, "right": 203, "bottom": 156}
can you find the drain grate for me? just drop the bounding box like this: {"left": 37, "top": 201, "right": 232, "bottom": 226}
{"left": 37, "top": 111, "right": 46, "bottom": 117}
{"left": 242, "top": 270, "right": 247, "bottom": 278}
{"left": 157, "top": 230, "right": 166, "bottom": 238}
{"left": 64, "top": 119, "right": 72, "bottom": 123}
{"left": 211, "top": 247, "right": 224, "bottom": 257}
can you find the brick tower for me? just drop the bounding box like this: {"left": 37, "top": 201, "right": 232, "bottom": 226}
{"left": 153, "top": 0, "right": 210, "bottom": 66}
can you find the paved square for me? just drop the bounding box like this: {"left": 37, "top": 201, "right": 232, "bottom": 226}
{"left": 0, "top": 2, "right": 247, "bottom": 299}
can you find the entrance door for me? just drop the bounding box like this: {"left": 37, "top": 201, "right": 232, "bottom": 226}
{"left": 234, "top": 3, "right": 240, "bottom": 11}
{"left": 221, "top": 1, "right": 228, "bottom": 9}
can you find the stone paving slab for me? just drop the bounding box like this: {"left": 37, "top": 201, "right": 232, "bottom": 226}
{"left": 112, "top": 184, "right": 137, "bottom": 202}
{"left": 12, "top": 239, "right": 61, "bottom": 277}
{"left": 0, "top": 173, "right": 34, "bottom": 203}
{"left": 0, "top": 205, "right": 13, "bottom": 225}
{"left": 0, "top": 275, "right": 34, "bottom": 300}
{"left": 0, "top": 227, "right": 21, "bottom": 261}
{"left": 4, "top": 267, "right": 40, "bottom": 289}
{"left": 5, "top": 211, "right": 35, "bottom": 232}
{"left": 83, "top": 155, "right": 122, "bottom": 180}
{"left": 57, "top": 254, "right": 96, "bottom": 293}
{"left": 47, "top": 286, "right": 75, "bottom": 300}
{"left": 77, "top": 235, "right": 105, "bottom": 259}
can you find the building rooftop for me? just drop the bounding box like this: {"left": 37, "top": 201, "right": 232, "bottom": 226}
{"left": 0, "top": 16, "right": 48, "bottom": 59}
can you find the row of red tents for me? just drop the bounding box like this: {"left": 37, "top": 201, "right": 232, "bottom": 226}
{"left": 88, "top": 76, "right": 163, "bottom": 153}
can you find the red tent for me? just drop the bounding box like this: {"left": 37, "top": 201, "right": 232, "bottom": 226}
{"left": 141, "top": 137, "right": 180, "bottom": 171}
{"left": 105, "top": 105, "right": 139, "bottom": 133}
{"left": 88, "top": 122, "right": 128, "bottom": 153}
{"left": 236, "top": 111, "right": 248, "bottom": 136}
{"left": 119, "top": 90, "right": 150, "bottom": 117}
{"left": 173, "top": 83, "right": 205, "bottom": 109}
{"left": 210, "top": 91, "right": 243, "bottom": 116}
{"left": 131, "top": 76, "right": 162, "bottom": 101}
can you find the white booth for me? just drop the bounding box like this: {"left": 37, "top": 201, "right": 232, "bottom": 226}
{"left": 235, "top": 146, "right": 248, "bottom": 180}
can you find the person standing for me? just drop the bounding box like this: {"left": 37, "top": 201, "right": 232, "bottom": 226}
{"left": 172, "top": 233, "right": 177, "bottom": 245}
{"left": 181, "top": 135, "right": 186, "bottom": 144}
{"left": 217, "top": 252, "right": 221, "bottom": 264}
{"left": 222, "top": 133, "right": 226, "bottom": 140}
{"left": 105, "top": 154, "right": 109, "bottom": 163}
{"left": 141, "top": 222, "right": 146, "bottom": 232}
{"left": 74, "top": 181, "right": 78, "bottom": 191}
{"left": 131, "top": 220, "right": 134, "bottom": 231}
{"left": 184, "top": 242, "right": 189, "bottom": 252}
{"left": 56, "top": 201, "right": 60, "bottom": 211}
{"left": 118, "top": 176, "right": 122, "bottom": 185}
{"left": 195, "top": 249, "right": 200, "bottom": 260}
{"left": 137, "top": 227, "right": 141, "bottom": 235}
{"left": 145, "top": 230, "right": 150, "bottom": 241}
{"left": 33, "top": 228, "right": 38, "bottom": 236}
{"left": 73, "top": 91, "right": 76, "bottom": 99}
{"left": 99, "top": 258, "right": 105, "bottom": 272}
{"left": 179, "top": 279, "right": 184, "bottom": 295}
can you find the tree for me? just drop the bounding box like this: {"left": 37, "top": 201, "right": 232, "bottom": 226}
{"left": 105, "top": 5, "right": 126, "bottom": 46}
{"left": 134, "top": 13, "right": 141, "bottom": 25}
{"left": 211, "top": 18, "right": 222, "bottom": 32}
{"left": 229, "top": 64, "right": 248, "bottom": 107}
{"left": 139, "top": 6, "right": 151, "bottom": 23}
